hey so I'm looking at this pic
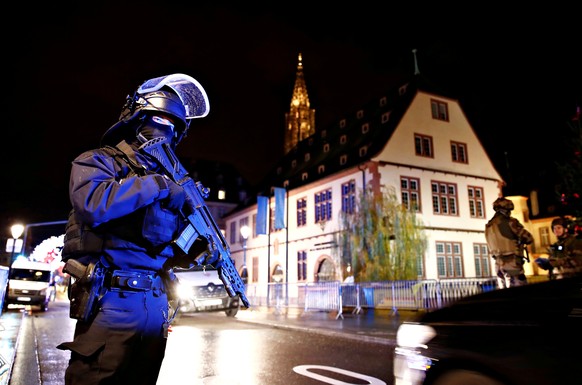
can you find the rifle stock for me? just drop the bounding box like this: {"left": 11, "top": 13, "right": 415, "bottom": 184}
{"left": 139, "top": 137, "right": 250, "bottom": 308}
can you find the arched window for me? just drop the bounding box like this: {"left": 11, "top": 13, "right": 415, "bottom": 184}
{"left": 316, "top": 258, "right": 336, "bottom": 282}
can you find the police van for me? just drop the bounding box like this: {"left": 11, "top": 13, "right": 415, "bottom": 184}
{"left": 5, "top": 259, "right": 57, "bottom": 312}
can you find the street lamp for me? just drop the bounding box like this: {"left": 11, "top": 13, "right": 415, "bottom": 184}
{"left": 10, "top": 223, "right": 25, "bottom": 264}
{"left": 240, "top": 225, "right": 250, "bottom": 267}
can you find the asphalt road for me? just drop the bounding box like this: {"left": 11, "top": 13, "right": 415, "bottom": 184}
{"left": 6, "top": 296, "right": 396, "bottom": 385}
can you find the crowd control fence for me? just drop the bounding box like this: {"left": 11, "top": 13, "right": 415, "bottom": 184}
{"left": 244, "top": 275, "right": 549, "bottom": 317}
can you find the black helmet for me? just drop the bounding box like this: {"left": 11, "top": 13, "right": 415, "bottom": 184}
{"left": 493, "top": 197, "right": 514, "bottom": 212}
{"left": 102, "top": 73, "right": 209, "bottom": 146}
{"left": 551, "top": 217, "right": 572, "bottom": 231}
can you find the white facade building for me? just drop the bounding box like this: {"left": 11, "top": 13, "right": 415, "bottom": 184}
{"left": 223, "top": 72, "right": 518, "bottom": 286}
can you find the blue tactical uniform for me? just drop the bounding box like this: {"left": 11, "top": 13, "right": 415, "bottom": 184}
{"left": 57, "top": 74, "right": 211, "bottom": 385}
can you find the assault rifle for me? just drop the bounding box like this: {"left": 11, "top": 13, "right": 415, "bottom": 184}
{"left": 139, "top": 137, "right": 250, "bottom": 308}
{"left": 519, "top": 240, "right": 530, "bottom": 263}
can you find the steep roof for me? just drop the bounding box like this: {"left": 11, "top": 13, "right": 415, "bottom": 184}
{"left": 257, "top": 74, "right": 446, "bottom": 193}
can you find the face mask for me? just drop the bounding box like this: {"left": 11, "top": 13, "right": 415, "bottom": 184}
{"left": 138, "top": 115, "right": 176, "bottom": 143}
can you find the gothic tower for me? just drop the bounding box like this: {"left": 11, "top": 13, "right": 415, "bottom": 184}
{"left": 284, "top": 53, "right": 316, "bottom": 154}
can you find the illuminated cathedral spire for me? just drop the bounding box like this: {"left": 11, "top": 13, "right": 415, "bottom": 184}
{"left": 284, "top": 53, "right": 316, "bottom": 154}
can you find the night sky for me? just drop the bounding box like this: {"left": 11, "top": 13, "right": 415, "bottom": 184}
{"left": 2, "top": 2, "right": 580, "bottom": 237}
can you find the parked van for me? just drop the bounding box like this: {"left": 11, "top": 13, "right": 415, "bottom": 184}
{"left": 5, "top": 259, "right": 57, "bottom": 312}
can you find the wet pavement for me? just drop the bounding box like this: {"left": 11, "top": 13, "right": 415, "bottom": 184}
{"left": 236, "top": 306, "right": 422, "bottom": 345}
{"left": 0, "top": 298, "right": 423, "bottom": 385}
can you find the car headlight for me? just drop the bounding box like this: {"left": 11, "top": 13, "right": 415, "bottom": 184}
{"left": 176, "top": 283, "right": 193, "bottom": 300}
{"left": 394, "top": 323, "right": 437, "bottom": 384}
{"left": 396, "top": 323, "right": 436, "bottom": 349}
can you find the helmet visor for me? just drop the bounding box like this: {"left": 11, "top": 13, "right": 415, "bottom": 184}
{"left": 138, "top": 73, "right": 210, "bottom": 119}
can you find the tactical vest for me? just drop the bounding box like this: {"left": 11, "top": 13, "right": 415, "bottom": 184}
{"left": 485, "top": 216, "right": 519, "bottom": 257}
{"left": 62, "top": 142, "right": 180, "bottom": 261}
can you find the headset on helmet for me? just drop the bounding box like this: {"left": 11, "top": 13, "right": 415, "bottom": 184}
{"left": 493, "top": 197, "right": 514, "bottom": 212}
{"left": 101, "top": 73, "right": 210, "bottom": 146}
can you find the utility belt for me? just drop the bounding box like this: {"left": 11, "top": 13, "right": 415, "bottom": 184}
{"left": 64, "top": 259, "right": 164, "bottom": 322}
{"left": 105, "top": 269, "right": 163, "bottom": 292}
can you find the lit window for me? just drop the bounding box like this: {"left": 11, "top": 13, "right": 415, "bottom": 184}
{"left": 539, "top": 227, "right": 551, "bottom": 247}
{"left": 218, "top": 189, "right": 226, "bottom": 200}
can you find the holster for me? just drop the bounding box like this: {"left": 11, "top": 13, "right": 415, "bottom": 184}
{"left": 64, "top": 260, "right": 106, "bottom": 322}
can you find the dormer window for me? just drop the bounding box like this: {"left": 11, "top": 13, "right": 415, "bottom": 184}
{"left": 431, "top": 99, "right": 449, "bottom": 121}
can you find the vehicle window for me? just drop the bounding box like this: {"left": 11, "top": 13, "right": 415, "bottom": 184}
{"left": 10, "top": 268, "right": 51, "bottom": 282}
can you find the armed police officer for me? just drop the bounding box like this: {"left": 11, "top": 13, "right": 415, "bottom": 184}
{"left": 57, "top": 74, "right": 214, "bottom": 385}
{"left": 535, "top": 217, "right": 582, "bottom": 279}
{"left": 485, "top": 197, "right": 534, "bottom": 288}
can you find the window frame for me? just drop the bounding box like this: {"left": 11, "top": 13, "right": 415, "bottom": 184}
{"left": 431, "top": 99, "right": 449, "bottom": 121}
{"left": 451, "top": 141, "right": 468, "bottom": 163}
{"left": 414, "top": 133, "right": 434, "bottom": 158}
{"left": 401, "top": 176, "right": 421, "bottom": 212}
{"left": 431, "top": 181, "right": 458, "bottom": 216}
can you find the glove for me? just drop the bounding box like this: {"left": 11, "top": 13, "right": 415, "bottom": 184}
{"left": 200, "top": 249, "right": 221, "bottom": 267}
{"left": 165, "top": 180, "right": 186, "bottom": 211}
